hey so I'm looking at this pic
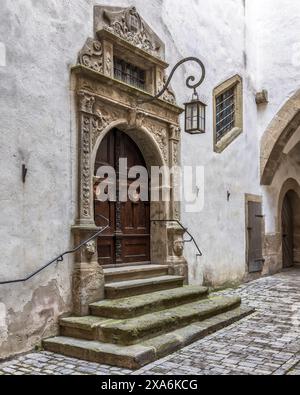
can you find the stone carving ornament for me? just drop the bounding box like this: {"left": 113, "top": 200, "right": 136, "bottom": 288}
{"left": 85, "top": 241, "right": 97, "bottom": 259}
{"left": 103, "top": 7, "right": 159, "bottom": 57}
{"left": 157, "top": 72, "right": 176, "bottom": 105}
{"left": 78, "top": 38, "right": 103, "bottom": 73}
{"left": 173, "top": 238, "right": 184, "bottom": 257}
{"left": 81, "top": 114, "right": 92, "bottom": 219}
{"left": 146, "top": 122, "right": 169, "bottom": 163}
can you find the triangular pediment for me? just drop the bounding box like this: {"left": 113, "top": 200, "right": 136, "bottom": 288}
{"left": 94, "top": 5, "right": 165, "bottom": 60}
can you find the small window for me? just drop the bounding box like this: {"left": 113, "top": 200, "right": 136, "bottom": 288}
{"left": 216, "top": 87, "right": 235, "bottom": 142}
{"left": 113, "top": 57, "right": 146, "bottom": 91}
{"left": 213, "top": 75, "right": 243, "bottom": 153}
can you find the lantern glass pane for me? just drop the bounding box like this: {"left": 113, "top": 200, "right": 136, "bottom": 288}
{"left": 185, "top": 101, "right": 206, "bottom": 133}
{"left": 187, "top": 103, "right": 198, "bottom": 130}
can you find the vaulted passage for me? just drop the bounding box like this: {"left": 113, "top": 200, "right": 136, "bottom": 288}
{"left": 94, "top": 129, "right": 150, "bottom": 266}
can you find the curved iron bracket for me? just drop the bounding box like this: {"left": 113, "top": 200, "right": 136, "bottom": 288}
{"left": 138, "top": 57, "right": 206, "bottom": 104}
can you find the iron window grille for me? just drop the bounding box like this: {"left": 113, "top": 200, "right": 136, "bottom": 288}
{"left": 114, "top": 57, "right": 146, "bottom": 91}
{"left": 215, "top": 87, "right": 236, "bottom": 142}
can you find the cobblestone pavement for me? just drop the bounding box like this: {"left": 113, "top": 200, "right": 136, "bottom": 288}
{"left": 0, "top": 270, "right": 300, "bottom": 375}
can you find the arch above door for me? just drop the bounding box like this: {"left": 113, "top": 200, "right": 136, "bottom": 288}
{"left": 260, "top": 90, "right": 300, "bottom": 185}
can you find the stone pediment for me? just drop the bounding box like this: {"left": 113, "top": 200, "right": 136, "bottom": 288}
{"left": 94, "top": 5, "right": 165, "bottom": 60}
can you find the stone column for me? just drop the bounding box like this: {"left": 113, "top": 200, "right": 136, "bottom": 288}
{"left": 168, "top": 124, "right": 181, "bottom": 221}
{"left": 72, "top": 92, "right": 105, "bottom": 316}
{"left": 166, "top": 124, "right": 188, "bottom": 283}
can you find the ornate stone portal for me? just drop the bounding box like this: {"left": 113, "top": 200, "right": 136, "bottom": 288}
{"left": 71, "top": 6, "right": 187, "bottom": 316}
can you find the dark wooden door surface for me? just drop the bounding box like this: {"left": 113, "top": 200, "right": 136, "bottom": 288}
{"left": 248, "top": 201, "right": 264, "bottom": 273}
{"left": 94, "top": 130, "right": 150, "bottom": 266}
{"left": 282, "top": 195, "right": 294, "bottom": 268}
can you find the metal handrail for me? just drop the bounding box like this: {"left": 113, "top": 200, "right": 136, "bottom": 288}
{"left": 151, "top": 219, "right": 203, "bottom": 258}
{"left": 0, "top": 215, "right": 109, "bottom": 286}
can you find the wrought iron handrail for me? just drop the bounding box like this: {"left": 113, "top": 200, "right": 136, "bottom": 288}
{"left": 151, "top": 219, "right": 203, "bottom": 258}
{"left": 0, "top": 215, "right": 109, "bottom": 286}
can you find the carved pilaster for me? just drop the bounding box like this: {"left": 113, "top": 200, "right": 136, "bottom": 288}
{"left": 102, "top": 40, "right": 114, "bottom": 77}
{"left": 77, "top": 92, "right": 95, "bottom": 225}
{"left": 169, "top": 124, "right": 181, "bottom": 220}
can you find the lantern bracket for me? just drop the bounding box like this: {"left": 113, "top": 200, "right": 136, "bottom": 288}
{"left": 137, "top": 57, "right": 206, "bottom": 105}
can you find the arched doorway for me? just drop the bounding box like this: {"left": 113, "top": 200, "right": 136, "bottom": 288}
{"left": 94, "top": 128, "right": 150, "bottom": 266}
{"left": 282, "top": 192, "right": 294, "bottom": 268}
{"left": 280, "top": 188, "right": 300, "bottom": 269}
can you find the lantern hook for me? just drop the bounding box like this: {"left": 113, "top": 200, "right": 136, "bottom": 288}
{"left": 138, "top": 57, "right": 205, "bottom": 104}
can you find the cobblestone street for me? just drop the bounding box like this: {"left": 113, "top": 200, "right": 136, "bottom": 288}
{"left": 1, "top": 270, "right": 300, "bottom": 376}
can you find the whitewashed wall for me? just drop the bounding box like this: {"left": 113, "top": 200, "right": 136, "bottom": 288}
{"left": 247, "top": 0, "right": 300, "bottom": 234}
{"left": 0, "top": 0, "right": 299, "bottom": 358}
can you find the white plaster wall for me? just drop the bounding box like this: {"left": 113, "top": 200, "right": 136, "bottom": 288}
{"left": 0, "top": 0, "right": 300, "bottom": 358}
{"left": 247, "top": 0, "right": 300, "bottom": 234}
{"left": 248, "top": 0, "right": 300, "bottom": 138}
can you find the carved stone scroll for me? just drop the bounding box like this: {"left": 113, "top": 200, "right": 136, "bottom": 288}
{"left": 78, "top": 38, "right": 103, "bottom": 73}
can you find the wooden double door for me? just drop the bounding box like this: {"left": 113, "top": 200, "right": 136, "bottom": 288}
{"left": 94, "top": 130, "right": 150, "bottom": 266}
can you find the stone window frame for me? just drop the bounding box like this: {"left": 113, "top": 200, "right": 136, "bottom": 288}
{"left": 213, "top": 75, "right": 243, "bottom": 153}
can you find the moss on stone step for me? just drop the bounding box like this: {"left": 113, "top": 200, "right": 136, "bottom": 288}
{"left": 100, "top": 296, "right": 241, "bottom": 345}
{"left": 105, "top": 275, "right": 184, "bottom": 299}
{"left": 90, "top": 286, "right": 209, "bottom": 319}
{"left": 43, "top": 305, "right": 254, "bottom": 369}
{"left": 60, "top": 295, "right": 241, "bottom": 345}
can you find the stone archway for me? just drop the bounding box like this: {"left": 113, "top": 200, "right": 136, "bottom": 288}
{"left": 260, "top": 90, "right": 300, "bottom": 185}
{"left": 91, "top": 122, "right": 169, "bottom": 269}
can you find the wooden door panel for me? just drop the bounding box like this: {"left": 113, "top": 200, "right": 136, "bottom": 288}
{"left": 94, "top": 200, "right": 115, "bottom": 235}
{"left": 122, "top": 236, "right": 150, "bottom": 263}
{"left": 94, "top": 129, "right": 150, "bottom": 266}
{"left": 97, "top": 238, "right": 115, "bottom": 266}
{"left": 248, "top": 201, "right": 264, "bottom": 273}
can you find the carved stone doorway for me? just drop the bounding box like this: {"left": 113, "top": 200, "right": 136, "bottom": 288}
{"left": 94, "top": 129, "right": 150, "bottom": 266}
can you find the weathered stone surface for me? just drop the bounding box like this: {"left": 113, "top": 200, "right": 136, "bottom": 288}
{"left": 43, "top": 337, "right": 155, "bottom": 370}
{"left": 104, "top": 275, "right": 184, "bottom": 299}
{"left": 98, "top": 296, "right": 241, "bottom": 345}
{"left": 43, "top": 304, "right": 251, "bottom": 369}
{"left": 90, "top": 285, "right": 209, "bottom": 319}
{"left": 1, "top": 271, "right": 300, "bottom": 375}
{"left": 103, "top": 264, "right": 169, "bottom": 284}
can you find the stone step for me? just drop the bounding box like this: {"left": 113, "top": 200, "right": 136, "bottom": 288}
{"left": 43, "top": 306, "right": 254, "bottom": 369}
{"left": 104, "top": 264, "right": 169, "bottom": 284}
{"left": 90, "top": 286, "right": 209, "bottom": 319}
{"left": 60, "top": 296, "right": 241, "bottom": 345}
{"left": 105, "top": 275, "right": 184, "bottom": 299}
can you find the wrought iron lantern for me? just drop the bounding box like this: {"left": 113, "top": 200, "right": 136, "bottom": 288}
{"left": 184, "top": 91, "right": 207, "bottom": 134}
{"left": 138, "top": 57, "right": 206, "bottom": 135}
